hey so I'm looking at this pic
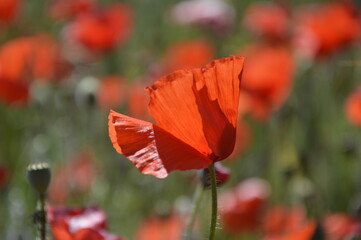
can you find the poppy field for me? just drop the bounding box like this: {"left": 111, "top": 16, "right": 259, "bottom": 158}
{"left": 1, "top": 0, "right": 361, "bottom": 239}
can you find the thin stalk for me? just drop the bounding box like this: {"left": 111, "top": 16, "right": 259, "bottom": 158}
{"left": 208, "top": 163, "right": 217, "bottom": 240}
{"left": 185, "top": 184, "right": 204, "bottom": 239}
{"left": 39, "top": 193, "right": 46, "bottom": 240}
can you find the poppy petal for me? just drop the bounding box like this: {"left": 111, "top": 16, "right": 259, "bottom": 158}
{"left": 108, "top": 110, "right": 212, "bottom": 178}
{"left": 0, "top": 78, "right": 29, "bottom": 106}
{"left": 74, "top": 229, "right": 104, "bottom": 240}
{"left": 51, "top": 222, "right": 73, "bottom": 240}
{"left": 146, "top": 56, "right": 244, "bottom": 160}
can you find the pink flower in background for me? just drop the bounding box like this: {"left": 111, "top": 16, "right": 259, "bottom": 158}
{"left": 171, "top": 0, "right": 235, "bottom": 35}
{"left": 345, "top": 86, "right": 361, "bottom": 126}
{"left": 66, "top": 3, "right": 133, "bottom": 52}
{"left": 243, "top": 3, "right": 290, "bottom": 42}
{"left": 219, "top": 178, "right": 270, "bottom": 235}
{"left": 293, "top": 2, "right": 359, "bottom": 58}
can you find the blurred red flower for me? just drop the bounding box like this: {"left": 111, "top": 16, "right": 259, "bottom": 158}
{"left": 126, "top": 83, "right": 151, "bottom": 120}
{"left": 263, "top": 221, "right": 316, "bottom": 240}
{"left": 66, "top": 3, "right": 132, "bottom": 52}
{"left": 219, "top": 178, "right": 270, "bottom": 235}
{"left": 293, "top": 2, "right": 359, "bottom": 58}
{"left": 0, "top": 0, "right": 21, "bottom": 24}
{"left": 239, "top": 44, "right": 294, "bottom": 121}
{"left": 323, "top": 213, "right": 358, "bottom": 240}
{"left": 262, "top": 205, "right": 315, "bottom": 240}
{"left": 171, "top": 0, "right": 235, "bottom": 35}
{"left": 345, "top": 86, "right": 361, "bottom": 126}
{"left": 227, "top": 119, "right": 251, "bottom": 160}
{"left": 49, "top": 0, "right": 96, "bottom": 20}
{"left": 199, "top": 162, "right": 230, "bottom": 188}
{"left": 49, "top": 152, "right": 97, "bottom": 205}
{"left": 0, "top": 77, "right": 29, "bottom": 106}
{"left": 162, "top": 39, "right": 215, "bottom": 74}
{"left": 135, "top": 214, "right": 184, "bottom": 240}
{"left": 108, "top": 56, "right": 244, "bottom": 178}
{"left": 0, "top": 165, "right": 9, "bottom": 188}
{"left": 0, "top": 34, "right": 70, "bottom": 82}
{"left": 243, "top": 3, "right": 290, "bottom": 42}
{"left": 49, "top": 206, "right": 125, "bottom": 240}
{"left": 97, "top": 76, "right": 125, "bottom": 109}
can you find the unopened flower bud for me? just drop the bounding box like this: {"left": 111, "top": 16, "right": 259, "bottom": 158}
{"left": 198, "top": 163, "right": 230, "bottom": 188}
{"left": 27, "top": 162, "right": 51, "bottom": 195}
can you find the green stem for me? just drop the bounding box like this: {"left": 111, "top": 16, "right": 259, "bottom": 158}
{"left": 208, "top": 163, "right": 218, "bottom": 240}
{"left": 185, "top": 184, "right": 204, "bottom": 239}
{"left": 39, "top": 193, "right": 46, "bottom": 240}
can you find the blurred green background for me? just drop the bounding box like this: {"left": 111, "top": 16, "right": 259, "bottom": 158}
{"left": 1, "top": 0, "right": 361, "bottom": 239}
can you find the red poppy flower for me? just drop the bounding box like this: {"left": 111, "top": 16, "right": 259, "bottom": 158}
{"left": 227, "top": 119, "right": 251, "bottom": 160}
{"left": 49, "top": 0, "right": 96, "bottom": 20}
{"left": 243, "top": 3, "right": 290, "bottom": 41}
{"left": 323, "top": 213, "right": 358, "bottom": 240}
{"left": 49, "top": 152, "right": 97, "bottom": 204}
{"left": 293, "top": 2, "right": 358, "bottom": 58}
{"left": 199, "top": 162, "right": 230, "bottom": 188}
{"left": 262, "top": 205, "right": 316, "bottom": 240}
{"left": 127, "top": 83, "right": 151, "bottom": 120}
{"left": 219, "top": 178, "right": 270, "bottom": 235}
{"left": 0, "top": 0, "right": 21, "bottom": 24}
{"left": 263, "top": 221, "right": 316, "bottom": 240}
{"left": 345, "top": 86, "right": 361, "bottom": 126}
{"left": 0, "top": 165, "right": 9, "bottom": 188}
{"left": 0, "top": 34, "right": 70, "bottom": 83}
{"left": 67, "top": 3, "right": 132, "bottom": 52}
{"left": 49, "top": 206, "right": 125, "bottom": 240}
{"left": 162, "top": 39, "right": 215, "bottom": 74}
{"left": 239, "top": 44, "right": 294, "bottom": 121}
{"left": 0, "top": 77, "right": 29, "bottom": 106}
{"left": 135, "top": 214, "right": 184, "bottom": 240}
{"left": 108, "top": 56, "right": 244, "bottom": 178}
{"left": 97, "top": 76, "right": 125, "bottom": 109}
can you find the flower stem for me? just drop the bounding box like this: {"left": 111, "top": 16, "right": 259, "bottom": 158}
{"left": 39, "top": 193, "right": 46, "bottom": 240}
{"left": 185, "top": 184, "right": 204, "bottom": 239}
{"left": 208, "top": 163, "right": 217, "bottom": 240}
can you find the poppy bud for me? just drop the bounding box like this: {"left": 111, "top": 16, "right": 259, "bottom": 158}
{"left": 198, "top": 163, "right": 230, "bottom": 188}
{"left": 27, "top": 162, "right": 51, "bottom": 195}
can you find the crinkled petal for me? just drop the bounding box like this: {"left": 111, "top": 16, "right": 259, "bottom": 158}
{"left": 108, "top": 110, "right": 211, "bottom": 178}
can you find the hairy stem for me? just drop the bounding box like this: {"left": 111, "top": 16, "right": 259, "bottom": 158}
{"left": 208, "top": 163, "right": 217, "bottom": 240}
